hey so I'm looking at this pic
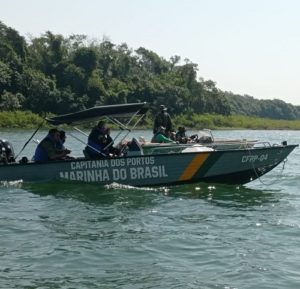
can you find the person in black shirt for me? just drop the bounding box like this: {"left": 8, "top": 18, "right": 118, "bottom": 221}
{"left": 175, "top": 126, "right": 190, "bottom": 144}
{"left": 153, "top": 105, "right": 173, "bottom": 135}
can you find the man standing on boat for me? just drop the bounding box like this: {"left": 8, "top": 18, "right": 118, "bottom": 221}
{"left": 153, "top": 105, "right": 173, "bottom": 135}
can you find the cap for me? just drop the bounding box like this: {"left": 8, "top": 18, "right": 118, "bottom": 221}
{"left": 160, "top": 105, "right": 167, "bottom": 111}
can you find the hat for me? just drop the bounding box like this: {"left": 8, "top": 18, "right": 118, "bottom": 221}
{"left": 160, "top": 105, "right": 167, "bottom": 111}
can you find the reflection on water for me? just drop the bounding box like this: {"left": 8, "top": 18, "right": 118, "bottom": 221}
{"left": 163, "top": 182, "right": 281, "bottom": 209}
{"left": 21, "top": 179, "right": 280, "bottom": 210}
{"left": 22, "top": 181, "right": 167, "bottom": 209}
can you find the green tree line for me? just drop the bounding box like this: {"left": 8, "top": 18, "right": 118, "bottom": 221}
{"left": 0, "top": 20, "right": 299, "bottom": 121}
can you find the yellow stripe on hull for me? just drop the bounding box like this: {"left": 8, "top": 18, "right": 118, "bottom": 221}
{"left": 179, "top": 153, "right": 210, "bottom": 181}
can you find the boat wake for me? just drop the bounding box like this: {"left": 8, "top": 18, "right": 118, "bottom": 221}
{"left": 0, "top": 179, "right": 23, "bottom": 188}
{"left": 104, "top": 182, "right": 170, "bottom": 193}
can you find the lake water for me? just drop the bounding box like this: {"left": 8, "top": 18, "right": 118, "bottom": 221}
{"left": 0, "top": 129, "right": 300, "bottom": 289}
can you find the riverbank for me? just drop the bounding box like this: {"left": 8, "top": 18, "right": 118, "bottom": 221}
{"left": 1, "top": 111, "right": 300, "bottom": 130}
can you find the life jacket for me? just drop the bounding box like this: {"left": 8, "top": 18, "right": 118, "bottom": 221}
{"left": 86, "top": 139, "right": 105, "bottom": 156}
{"left": 33, "top": 135, "right": 54, "bottom": 162}
{"left": 86, "top": 127, "right": 107, "bottom": 156}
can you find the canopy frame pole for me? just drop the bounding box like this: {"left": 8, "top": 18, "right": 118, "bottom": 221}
{"left": 68, "top": 131, "right": 106, "bottom": 156}
{"left": 73, "top": 126, "right": 88, "bottom": 137}
{"left": 70, "top": 109, "right": 146, "bottom": 156}
{"left": 108, "top": 111, "right": 144, "bottom": 143}
{"left": 102, "top": 113, "right": 138, "bottom": 150}
{"left": 74, "top": 125, "right": 121, "bottom": 154}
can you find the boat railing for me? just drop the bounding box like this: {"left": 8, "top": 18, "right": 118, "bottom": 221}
{"left": 130, "top": 138, "right": 276, "bottom": 156}
{"left": 252, "top": 141, "right": 272, "bottom": 148}
{"left": 140, "top": 143, "right": 187, "bottom": 155}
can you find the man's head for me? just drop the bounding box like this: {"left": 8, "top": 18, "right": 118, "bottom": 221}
{"left": 178, "top": 126, "right": 186, "bottom": 132}
{"left": 160, "top": 105, "right": 167, "bottom": 112}
{"left": 59, "top": 130, "right": 66, "bottom": 142}
{"left": 97, "top": 120, "right": 106, "bottom": 128}
{"left": 158, "top": 126, "right": 166, "bottom": 133}
{"left": 48, "top": 128, "right": 60, "bottom": 141}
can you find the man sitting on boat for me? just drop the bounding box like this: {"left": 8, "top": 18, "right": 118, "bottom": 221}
{"left": 85, "top": 121, "right": 118, "bottom": 158}
{"left": 151, "top": 126, "right": 175, "bottom": 143}
{"left": 175, "top": 126, "right": 191, "bottom": 144}
{"left": 56, "top": 130, "right": 73, "bottom": 159}
{"left": 33, "top": 128, "right": 71, "bottom": 162}
{"left": 102, "top": 127, "right": 120, "bottom": 156}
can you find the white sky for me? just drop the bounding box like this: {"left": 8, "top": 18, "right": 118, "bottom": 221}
{"left": 1, "top": 0, "right": 300, "bottom": 105}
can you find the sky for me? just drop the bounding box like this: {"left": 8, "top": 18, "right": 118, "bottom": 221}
{"left": 1, "top": 0, "right": 300, "bottom": 105}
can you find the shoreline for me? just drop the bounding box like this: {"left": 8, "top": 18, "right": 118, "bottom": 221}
{"left": 0, "top": 111, "right": 300, "bottom": 130}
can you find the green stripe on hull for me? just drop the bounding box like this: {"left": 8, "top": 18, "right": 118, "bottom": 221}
{"left": 191, "top": 151, "right": 223, "bottom": 180}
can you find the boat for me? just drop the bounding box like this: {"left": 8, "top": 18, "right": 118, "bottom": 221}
{"left": 0, "top": 102, "right": 298, "bottom": 186}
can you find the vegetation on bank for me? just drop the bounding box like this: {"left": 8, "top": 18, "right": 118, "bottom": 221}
{"left": 173, "top": 113, "right": 300, "bottom": 130}
{"left": 0, "top": 111, "right": 46, "bottom": 128}
{"left": 0, "top": 20, "right": 300, "bottom": 123}
{"left": 1, "top": 111, "right": 300, "bottom": 130}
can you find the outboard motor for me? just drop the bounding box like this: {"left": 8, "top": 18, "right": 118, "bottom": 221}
{"left": 0, "top": 139, "right": 16, "bottom": 164}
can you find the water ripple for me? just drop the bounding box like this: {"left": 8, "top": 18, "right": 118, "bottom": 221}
{"left": 1, "top": 130, "right": 300, "bottom": 288}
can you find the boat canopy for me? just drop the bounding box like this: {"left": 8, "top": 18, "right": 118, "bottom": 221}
{"left": 46, "top": 102, "right": 149, "bottom": 125}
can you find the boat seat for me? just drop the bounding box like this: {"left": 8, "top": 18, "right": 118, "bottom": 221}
{"left": 127, "top": 138, "right": 143, "bottom": 156}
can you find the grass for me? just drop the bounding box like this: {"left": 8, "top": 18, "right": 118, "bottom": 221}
{"left": 1, "top": 110, "right": 300, "bottom": 130}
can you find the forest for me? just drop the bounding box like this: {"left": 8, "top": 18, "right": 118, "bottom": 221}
{"left": 1, "top": 20, "right": 300, "bottom": 123}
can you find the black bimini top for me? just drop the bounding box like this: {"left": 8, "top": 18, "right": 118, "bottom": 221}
{"left": 46, "top": 102, "right": 149, "bottom": 125}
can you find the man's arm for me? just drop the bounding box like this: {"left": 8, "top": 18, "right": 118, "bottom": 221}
{"left": 41, "top": 141, "right": 68, "bottom": 160}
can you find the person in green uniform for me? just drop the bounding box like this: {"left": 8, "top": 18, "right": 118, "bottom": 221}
{"left": 151, "top": 126, "right": 175, "bottom": 143}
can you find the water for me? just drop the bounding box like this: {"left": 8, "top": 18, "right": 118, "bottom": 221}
{"left": 0, "top": 129, "right": 300, "bottom": 289}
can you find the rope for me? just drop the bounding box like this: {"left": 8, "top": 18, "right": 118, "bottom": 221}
{"left": 245, "top": 145, "right": 288, "bottom": 186}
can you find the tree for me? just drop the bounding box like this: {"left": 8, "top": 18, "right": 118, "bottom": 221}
{"left": 22, "top": 68, "right": 59, "bottom": 113}
{"left": 72, "top": 47, "right": 98, "bottom": 74}
{"left": 0, "top": 21, "right": 27, "bottom": 60}
{"left": 28, "top": 31, "right": 67, "bottom": 77}
{"left": 136, "top": 47, "right": 169, "bottom": 74}
{"left": 86, "top": 70, "right": 106, "bottom": 106}
{"left": 0, "top": 91, "right": 24, "bottom": 111}
{"left": 0, "top": 61, "right": 11, "bottom": 94}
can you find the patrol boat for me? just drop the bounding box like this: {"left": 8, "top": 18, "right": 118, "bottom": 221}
{"left": 0, "top": 103, "right": 298, "bottom": 186}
